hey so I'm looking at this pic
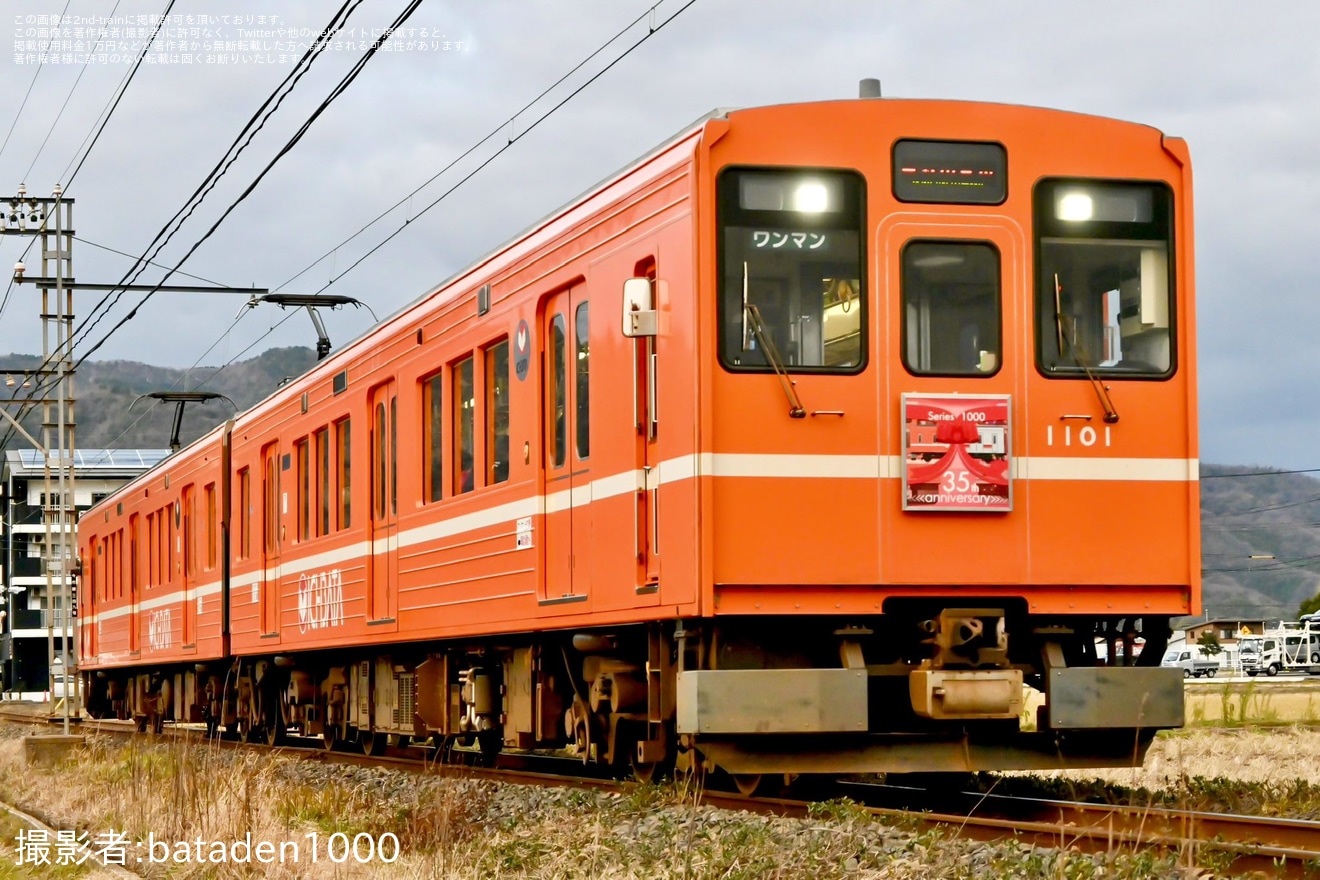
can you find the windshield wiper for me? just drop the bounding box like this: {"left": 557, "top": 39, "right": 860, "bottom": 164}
{"left": 1053, "top": 274, "right": 1119, "bottom": 424}
{"left": 743, "top": 261, "right": 806, "bottom": 419}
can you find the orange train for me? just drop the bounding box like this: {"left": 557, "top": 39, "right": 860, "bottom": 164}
{"left": 77, "top": 90, "right": 1198, "bottom": 781}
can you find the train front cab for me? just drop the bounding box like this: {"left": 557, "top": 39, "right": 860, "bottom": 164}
{"left": 670, "top": 101, "right": 1195, "bottom": 776}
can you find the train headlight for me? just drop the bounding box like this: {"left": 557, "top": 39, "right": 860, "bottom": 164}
{"left": 738, "top": 174, "right": 841, "bottom": 213}
{"left": 1056, "top": 191, "right": 1094, "bottom": 221}
{"left": 791, "top": 181, "right": 831, "bottom": 213}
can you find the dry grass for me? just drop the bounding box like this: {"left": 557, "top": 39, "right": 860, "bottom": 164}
{"left": 0, "top": 733, "right": 1193, "bottom": 880}
{"left": 1007, "top": 725, "right": 1320, "bottom": 822}
{"left": 1185, "top": 678, "right": 1320, "bottom": 725}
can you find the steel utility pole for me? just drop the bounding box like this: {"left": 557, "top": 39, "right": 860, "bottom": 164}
{"left": 1, "top": 184, "right": 75, "bottom": 735}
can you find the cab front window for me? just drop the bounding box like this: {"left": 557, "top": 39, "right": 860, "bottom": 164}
{"left": 1035, "top": 180, "right": 1174, "bottom": 377}
{"left": 718, "top": 168, "right": 865, "bottom": 372}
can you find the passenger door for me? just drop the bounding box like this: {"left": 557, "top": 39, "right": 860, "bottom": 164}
{"left": 878, "top": 218, "right": 1028, "bottom": 585}
{"left": 540, "top": 286, "right": 592, "bottom": 609}
{"left": 368, "top": 381, "right": 398, "bottom": 629}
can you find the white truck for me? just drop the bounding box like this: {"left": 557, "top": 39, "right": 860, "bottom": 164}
{"left": 1161, "top": 647, "right": 1220, "bottom": 678}
{"left": 1238, "top": 617, "right": 1320, "bottom": 677}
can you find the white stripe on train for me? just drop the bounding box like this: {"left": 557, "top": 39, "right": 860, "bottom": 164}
{"left": 80, "top": 454, "right": 1197, "bottom": 626}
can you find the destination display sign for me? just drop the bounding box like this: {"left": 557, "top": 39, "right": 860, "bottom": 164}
{"left": 892, "top": 140, "right": 1007, "bottom": 205}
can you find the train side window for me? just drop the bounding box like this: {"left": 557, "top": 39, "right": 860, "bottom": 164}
{"left": 574, "top": 303, "right": 590, "bottom": 459}
{"left": 183, "top": 486, "right": 195, "bottom": 578}
{"left": 549, "top": 314, "right": 568, "bottom": 467}
{"left": 1035, "top": 180, "right": 1173, "bottom": 377}
{"left": 264, "top": 448, "right": 279, "bottom": 554}
{"left": 205, "top": 482, "right": 217, "bottom": 570}
{"left": 717, "top": 168, "right": 866, "bottom": 372}
{"left": 485, "top": 339, "right": 509, "bottom": 484}
{"left": 424, "top": 373, "right": 443, "bottom": 501}
{"left": 155, "top": 509, "right": 163, "bottom": 587}
{"left": 166, "top": 503, "right": 175, "bottom": 586}
{"left": 374, "top": 402, "right": 387, "bottom": 518}
{"left": 390, "top": 395, "right": 398, "bottom": 516}
{"left": 453, "top": 355, "right": 475, "bottom": 494}
{"left": 146, "top": 512, "right": 155, "bottom": 587}
{"left": 296, "top": 438, "right": 310, "bottom": 542}
{"left": 158, "top": 508, "right": 167, "bottom": 586}
{"left": 237, "top": 468, "right": 250, "bottom": 560}
{"left": 128, "top": 515, "right": 138, "bottom": 598}
{"left": 335, "top": 418, "right": 351, "bottom": 529}
{"left": 901, "top": 241, "right": 1001, "bottom": 377}
{"left": 315, "top": 427, "right": 330, "bottom": 536}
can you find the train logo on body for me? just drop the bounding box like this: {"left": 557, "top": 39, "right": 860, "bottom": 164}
{"left": 297, "top": 569, "right": 345, "bottom": 633}
{"left": 514, "top": 319, "right": 531, "bottom": 381}
{"left": 148, "top": 609, "right": 172, "bottom": 651}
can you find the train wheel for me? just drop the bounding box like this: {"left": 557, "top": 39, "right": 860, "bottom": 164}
{"left": 264, "top": 713, "right": 286, "bottom": 747}
{"left": 630, "top": 723, "right": 674, "bottom": 785}
{"left": 321, "top": 725, "right": 339, "bottom": 752}
{"left": 360, "top": 731, "right": 387, "bottom": 756}
{"left": 732, "top": 774, "right": 764, "bottom": 797}
{"left": 238, "top": 718, "right": 264, "bottom": 744}
{"left": 477, "top": 731, "right": 503, "bottom": 767}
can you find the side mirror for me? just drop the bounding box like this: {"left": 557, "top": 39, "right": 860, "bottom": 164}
{"left": 621, "top": 277, "right": 657, "bottom": 337}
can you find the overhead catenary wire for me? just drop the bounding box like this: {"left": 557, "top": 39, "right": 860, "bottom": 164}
{"left": 0, "top": 0, "right": 177, "bottom": 329}
{"left": 196, "top": 0, "right": 698, "bottom": 398}
{"left": 21, "top": 0, "right": 125, "bottom": 184}
{"left": 276, "top": 0, "right": 694, "bottom": 294}
{"left": 0, "top": 0, "right": 374, "bottom": 450}
{"left": 303, "top": 0, "right": 699, "bottom": 298}
{"left": 1203, "top": 467, "right": 1320, "bottom": 479}
{"left": 95, "top": 308, "right": 255, "bottom": 450}
{"left": 0, "top": 0, "right": 74, "bottom": 170}
{"left": 11, "top": 0, "right": 695, "bottom": 450}
{"left": 0, "top": 0, "right": 179, "bottom": 451}
{"left": 68, "top": 0, "right": 368, "bottom": 356}
{"left": 1209, "top": 494, "right": 1320, "bottom": 518}
{"left": 75, "top": 235, "right": 228, "bottom": 287}
{"left": 70, "top": 0, "right": 427, "bottom": 373}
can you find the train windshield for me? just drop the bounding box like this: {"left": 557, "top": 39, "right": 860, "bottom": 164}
{"left": 717, "top": 168, "right": 865, "bottom": 372}
{"left": 1034, "top": 180, "right": 1174, "bottom": 378}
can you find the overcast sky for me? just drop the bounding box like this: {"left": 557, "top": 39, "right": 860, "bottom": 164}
{"left": 1, "top": 0, "right": 1316, "bottom": 470}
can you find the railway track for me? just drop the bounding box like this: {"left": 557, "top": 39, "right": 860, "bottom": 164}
{"left": 4, "top": 707, "right": 1319, "bottom": 878}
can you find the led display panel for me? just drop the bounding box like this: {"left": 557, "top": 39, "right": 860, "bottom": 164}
{"left": 893, "top": 140, "right": 1007, "bottom": 205}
